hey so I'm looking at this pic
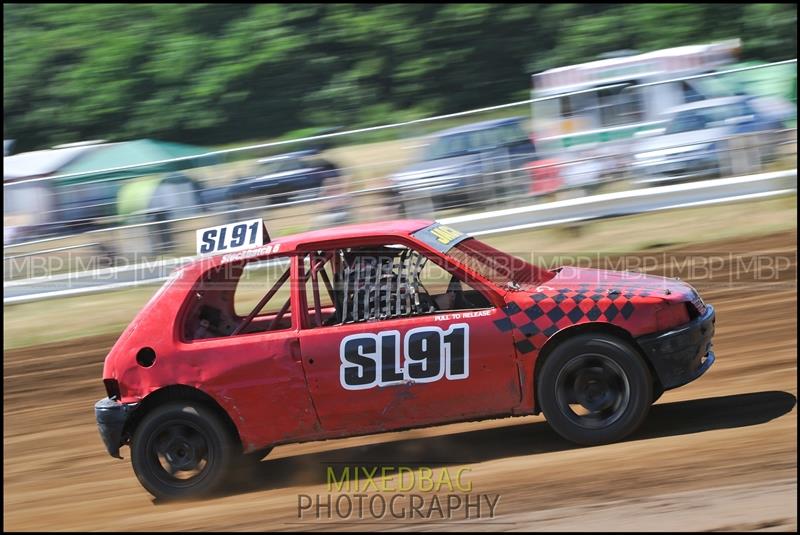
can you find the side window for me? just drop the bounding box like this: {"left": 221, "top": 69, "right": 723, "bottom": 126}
{"left": 234, "top": 257, "right": 293, "bottom": 318}
{"left": 182, "top": 256, "right": 293, "bottom": 341}
{"left": 274, "top": 158, "right": 302, "bottom": 173}
{"left": 418, "top": 254, "right": 492, "bottom": 312}
{"left": 558, "top": 91, "right": 597, "bottom": 132}
{"left": 447, "top": 133, "right": 469, "bottom": 155}
{"left": 598, "top": 83, "right": 644, "bottom": 127}
{"left": 301, "top": 244, "right": 491, "bottom": 329}
{"left": 497, "top": 123, "right": 528, "bottom": 145}
{"left": 471, "top": 128, "right": 499, "bottom": 150}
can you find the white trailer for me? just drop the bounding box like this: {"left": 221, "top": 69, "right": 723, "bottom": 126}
{"left": 531, "top": 40, "right": 742, "bottom": 186}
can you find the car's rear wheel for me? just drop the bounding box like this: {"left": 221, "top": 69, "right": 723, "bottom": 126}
{"left": 131, "top": 402, "right": 236, "bottom": 500}
{"left": 538, "top": 333, "right": 653, "bottom": 445}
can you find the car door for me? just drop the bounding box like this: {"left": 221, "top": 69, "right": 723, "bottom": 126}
{"left": 296, "top": 243, "right": 521, "bottom": 435}
{"left": 177, "top": 255, "right": 321, "bottom": 446}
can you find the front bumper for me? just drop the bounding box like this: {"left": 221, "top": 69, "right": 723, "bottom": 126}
{"left": 94, "top": 397, "right": 138, "bottom": 459}
{"left": 637, "top": 304, "right": 716, "bottom": 390}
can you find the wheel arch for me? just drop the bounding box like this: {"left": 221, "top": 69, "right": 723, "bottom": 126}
{"left": 123, "top": 384, "right": 243, "bottom": 451}
{"left": 532, "top": 322, "right": 662, "bottom": 414}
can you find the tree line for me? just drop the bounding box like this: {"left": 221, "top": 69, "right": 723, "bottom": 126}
{"left": 4, "top": 3, "right": 797, "bottom": 152}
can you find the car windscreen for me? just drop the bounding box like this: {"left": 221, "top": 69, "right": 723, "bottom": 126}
{"left": 424, "top": 128, "right": 508, "bottom": 160}
{"left": 259, "top": 158, "right": 305, "bottom": 175}
{"left": 665, "top": 110, "right": 711, "bottom": 134}
{"left": 446, "top": 238, "right": 553, "bottom": 287}
{"left": 424, "top": 133, "right": 473, "bottom": 160}
{"left": 665, "top": 102, "right": 752, "bottom": 135}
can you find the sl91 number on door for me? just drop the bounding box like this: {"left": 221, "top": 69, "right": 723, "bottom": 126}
{"left": 339, "top": 324, "right": 469, "bottom": 390}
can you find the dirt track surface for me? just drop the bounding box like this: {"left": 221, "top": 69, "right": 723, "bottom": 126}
{"left": 4, "top": 231, "right": 797, "bottom": 531}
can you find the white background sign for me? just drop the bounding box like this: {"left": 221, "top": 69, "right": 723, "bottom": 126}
{"left": 196, "top": 218, "right": 266, "bottom": 256}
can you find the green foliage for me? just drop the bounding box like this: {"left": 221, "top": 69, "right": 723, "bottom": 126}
{"left": 3, "top": 3, "right": 797, "bottom": 151}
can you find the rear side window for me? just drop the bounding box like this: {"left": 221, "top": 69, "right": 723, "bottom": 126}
{"left": 182, "top": 256, "right": 294, "bottom": 341}
{"left": 234, "top": 258, "right": 292, "bottom": 317}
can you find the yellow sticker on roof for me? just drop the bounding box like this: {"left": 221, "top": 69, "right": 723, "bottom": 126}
{"left": 412, "top": 222, "right": 469, "bottom": 252}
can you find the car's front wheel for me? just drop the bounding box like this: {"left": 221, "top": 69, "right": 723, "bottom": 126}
{"left": 130, "top": 402, "right": 237, "bottom": 500}
{"left": 538, "top": 333, "right": 653, "bottom": 445}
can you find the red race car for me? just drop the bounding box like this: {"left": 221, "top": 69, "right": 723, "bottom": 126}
{"left": 95, "top": 218, "right": 715, "bottom": 499}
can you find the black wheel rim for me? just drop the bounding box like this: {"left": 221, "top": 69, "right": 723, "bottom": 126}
{"left": 555, "top": 353, "right": 631, "bottom": 430}
{"left": 145, "top": 419, "right": 214, "bottom": 488}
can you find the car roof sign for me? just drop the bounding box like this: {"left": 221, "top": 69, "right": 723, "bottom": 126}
{"left": 411, "top": 222, "right": 469, "bottom": 253}
{"left": 196, "top": 218, "right": 270, "bottom": 256}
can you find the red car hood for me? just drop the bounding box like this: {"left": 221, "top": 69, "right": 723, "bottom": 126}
{"left": 527, "top": 266, "right": 699, "bottom": 302}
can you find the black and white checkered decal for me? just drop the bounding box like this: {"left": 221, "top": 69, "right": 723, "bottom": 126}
{"left": 493, "top": 285, "right": 697, "bottom": 354}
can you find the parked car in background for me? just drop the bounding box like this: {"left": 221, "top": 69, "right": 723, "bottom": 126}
{"left": 631, "top": 96, "right": 785, "bottom": 184}
{"left": 531, "top": 40, "right": 743, "bottom": 188}
{"left": 389, "top": 117, "right": 537, "bottom": 213}
{"left": 203, "top": 149, "right": 341, "bottom": 212}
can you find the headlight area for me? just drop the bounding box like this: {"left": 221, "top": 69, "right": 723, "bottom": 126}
{"left": 636, "top": 305, "right": 715, "bottom": 391}
{"left": 654, "top": 302, "right": 691, "bottom": 331}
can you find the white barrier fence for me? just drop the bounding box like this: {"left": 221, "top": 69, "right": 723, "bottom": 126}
{"left": 441, "top": 169, "right": 798, "bottom": 234}
{"left": 4, "top": 168, "right": 795, "bottom": 304}
{"left": 4, "top": 127, "right": 795, "bottom": 261}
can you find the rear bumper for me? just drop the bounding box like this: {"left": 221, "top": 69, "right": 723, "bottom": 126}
{"left": 94, "top": 397, "right": 138, "bottom": 459}
{"left": 637, "top": 304, "right": 716, "bottom": 390}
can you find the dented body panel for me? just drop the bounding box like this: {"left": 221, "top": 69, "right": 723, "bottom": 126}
{"left": 96, "top": 219, "right": 715, "bottom": 457}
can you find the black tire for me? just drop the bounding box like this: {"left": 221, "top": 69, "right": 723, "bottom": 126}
{"left": 537, "top": 333, "right": 653, "bottom": 446}
{"left": 131, "top": 402, "right": 237, "bottom": 500}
